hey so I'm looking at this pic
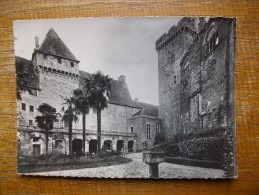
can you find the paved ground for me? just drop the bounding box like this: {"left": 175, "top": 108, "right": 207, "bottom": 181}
{"left": 27, "top": 153, "right": 224, "bottom": 179}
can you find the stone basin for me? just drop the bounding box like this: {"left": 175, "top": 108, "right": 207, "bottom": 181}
{"left": 142, "top": 151, "right": 165, "bottom": 164}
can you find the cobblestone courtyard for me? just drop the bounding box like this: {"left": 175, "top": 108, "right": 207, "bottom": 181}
{"left": 27, "top": 153, "right": 224, "bottom": 178}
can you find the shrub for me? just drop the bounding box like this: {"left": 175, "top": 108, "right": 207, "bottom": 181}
{"left": 178, "top": 137, "right": 225, "bottom": 161}
{"left": 154, "top": 133, "right": 166, "bottom": 145}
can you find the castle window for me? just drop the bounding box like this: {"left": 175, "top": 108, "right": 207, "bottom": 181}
{"left": 30, "top": 105, "right": 34, "bottom": 112}
{"left": 22, "top": 103, "right": 26, "bottom": 111}
{"left": 131, "top": 127, "right": 134, "bottom": 133}
{"left": 156, "top": 122, "right": 160, "bottom": 134}
{"left": 29, "top": 120, "right": 33, "bottom": 125}
{"left": 174, "top": 75, "right": 177, "bottom": 84}
{"left": 71, "top": 62, "right": 74, "bottom": 67}
{"left": 57, "top": 57, "right": 61, "bottom": 64}
{"left": 146, "top": 124, "right": 151, "bottom": 138}
{"left": 29, "top": 89, "right": 37, "bottom": 96}
{"left": 43, "top": 54, "right": 47, "bottom": 59}
{"left": 33, "top": 137, "right": 39, "bottom": 142}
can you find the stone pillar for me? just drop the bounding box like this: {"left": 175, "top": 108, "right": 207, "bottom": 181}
{"left": 85, "top": 140, "right": 89, "bottom": 153}
{"left": 149, "top": 164, "right": 159, "bottom": 178}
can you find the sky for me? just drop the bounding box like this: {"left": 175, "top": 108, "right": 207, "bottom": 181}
{"left": 13, "top": 17, "right": 181, "bottom": 105}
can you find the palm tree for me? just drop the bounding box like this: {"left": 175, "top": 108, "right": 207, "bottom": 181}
{"left": 73, "top": 88, "right": 90, "bottom": 152}
{"left": 35, "top": 103, "right": 58, "bottom": 154}
{"left": 83, "top": 71, "right": 111, "bottom": 152}
{"left": 61, "top": 96, "right": 79, "bottom": 155}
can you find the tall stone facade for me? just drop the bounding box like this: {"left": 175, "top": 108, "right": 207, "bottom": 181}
{"left": 156, "top": 17, "right": 236, "bottom": 140}
{"left": 156, "top": 18, "right": 198, "bottom": 137}
{"left": 180, "top": 18, "right": 236, "bottom": 135}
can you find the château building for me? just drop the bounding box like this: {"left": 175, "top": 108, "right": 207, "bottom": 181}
{"left": 16, "top": 28, "right": 160, "bottom": 156}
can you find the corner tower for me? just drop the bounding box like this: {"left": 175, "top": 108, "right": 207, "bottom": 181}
{"left": 156, "top": 17, "right": 198, "bottom": 137}
{"left": 32, "top": 28, "right": 80, "bottom": 113}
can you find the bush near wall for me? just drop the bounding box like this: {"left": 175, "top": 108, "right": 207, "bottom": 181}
{"left": 152, "top": 131, "right": 226, "bottom": 162}
{"left": 178, "top": 137, "right": 225, "bottom": 162}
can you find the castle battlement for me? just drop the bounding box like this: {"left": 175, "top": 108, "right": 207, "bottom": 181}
{"left": 156, "top": 17, "right": 198, "bottom": 51}
{"left": 38, "top": 65, "right": 79, "bottom": 80}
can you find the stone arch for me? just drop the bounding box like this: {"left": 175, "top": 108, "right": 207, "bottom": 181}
{"left": 61, "top": 71, "right": 64, "bottom": 74}
{"left": 128, "top": 140, "right": 134, "bottom": 153}
{"left": 89, "top": 139, "right": 97, "bottom": 154}
{"left": 30, "top": 137, "right": 45, "bottom": 156}
{"left": 103, "top": 140, "right": 113, "bottom": 151}
{"left": 116, "top": 140, "right": 124, "bottom": 152}
{"left": 72, "top": 139, "right": 82, "bottom": 153}
{"left": 57, "top": 70, "right": 60, "bottom": 74}
{"left": 53, "top": 139, "right": 65, "bottom": 154}
{"left": 48, "top": 67, "right": 51, "bottom": 72}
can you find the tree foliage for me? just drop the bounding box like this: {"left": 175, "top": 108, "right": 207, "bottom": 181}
{"left": 35, "top": 103, "right": 58, "bottom": 154}
{"left": 82, "top": 71, "right": 112, "bottom": 152}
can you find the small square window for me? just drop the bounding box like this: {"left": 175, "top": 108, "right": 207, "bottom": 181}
{"left": 71, "top": 62, "right": 74, "bottom": 67}
{"left": 29, "top": 89, "right": 37, "bottom": 96}
{"left": 29, "top": 120, "right": 33, "bottom": 125}
{"left": 30, "top": 105, "right": 34, "bottom": 112}
{"left": 57, "top": 57, "right": 61, "bottom": 64}
{"left": 33, "top": 137, "right": 39, "bottom": 142}
{"left": 22, "top": 103, "right": 26, "bottom": 111}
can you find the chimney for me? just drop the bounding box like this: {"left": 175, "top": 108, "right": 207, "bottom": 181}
{"left": 118, "top": 75, "right": 126, "bottom": 83}
{"left": 35, "top": 36, "right": 39, "bottom": 48}
{"left": 134, "top": 98, "right": 139, "bottom": 102}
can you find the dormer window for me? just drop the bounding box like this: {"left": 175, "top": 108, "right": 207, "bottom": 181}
{"left": 71, "top": 62, "right": 74, "bottom": 67}
{"left": 57, "top": 57, "right": 61, "bottom": 64}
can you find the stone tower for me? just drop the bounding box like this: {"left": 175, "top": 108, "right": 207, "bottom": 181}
{"left": 156, "top": 18, "right": 198, "bottom": 137}
{"left": 32, "top": 28, "right": 80, "bottom": 118}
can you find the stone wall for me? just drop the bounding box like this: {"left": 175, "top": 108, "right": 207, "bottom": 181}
{"left": 180, "top": 18, "right": 236, "bottom": 134}
{"left": 157, "top": 19, "right": 197, "bottom": 137}
{"left": 128, "top": 116, "right": 160, "bottom": 151}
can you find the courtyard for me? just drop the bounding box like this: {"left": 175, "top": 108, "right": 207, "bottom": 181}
{"left": 26, "top": 153, "right": 224, "bottom": 178}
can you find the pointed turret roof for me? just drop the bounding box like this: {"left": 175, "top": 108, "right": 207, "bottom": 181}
{"left": 35, "top": 28, "right": 79, "bottom": 62}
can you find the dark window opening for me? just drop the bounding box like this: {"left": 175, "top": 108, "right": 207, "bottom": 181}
{"left": 22, "top": 103, "right": 26, "bottom": 111}
{"left": 33, "top": 137, "right": 40, "bottom": 142}
{"left": 71, "top": 62, "right": 74, "bottom": 67}
{"left": 57, "top": 57, "right": 61, "bottom": 64}
{"left": 29, "top": 89, "right": 37, "bottom": 96}
{"left": 174, "top": 75, "right": 177, "bottom": 84}
{"left": 30, "top": 105, "right": 34, "bottom": 112}
{"left": 147, "top": 124, "right": 151, "bottom": 138}
{"left": 131, "top": 127, "right": 133, "bottom": 133}
{"left": 29, "top": 120, "right": 33, "bottom": 125}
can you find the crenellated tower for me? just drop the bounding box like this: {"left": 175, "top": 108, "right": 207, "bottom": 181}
{"left": 156, "top": 17, "right": 198, "bottom": 137}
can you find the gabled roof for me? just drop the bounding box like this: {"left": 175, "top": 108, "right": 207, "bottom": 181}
{"left": 79, "top": 70, "right": 140, "bottom": 108}
{"left": 15, "top": 56, "right": 40, "bottom": 90}
{"left": 35, "top": 28, "right": 78, "bottom": 62}
{"left": 131, "top": 102, "right": 159, "bottom": 118}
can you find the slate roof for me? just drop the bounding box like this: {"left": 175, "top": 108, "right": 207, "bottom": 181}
{"left": 79, "top": 70, "right": 140, "bottom": 108}
{"left": 131, "top": 102, "right": 159, "bottom": 118}
{"left": 15, "top": 56, "right": 40, "bottom": 90}
{"left": 35, "top": 28, "right": 79, "bottom": 62}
